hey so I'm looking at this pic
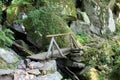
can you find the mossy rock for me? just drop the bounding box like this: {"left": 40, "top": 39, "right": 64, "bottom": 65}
{"left": 24, "top": 11, "right": 73, "bottom": 50}
{"left": 0, "top": 48, "right": 20, "bottom": 69}
{"left": 0, "top": 58, "right": 19, "bottom": 69}
{"left": 47, "top": 0, "right": 77, "bottom": 21}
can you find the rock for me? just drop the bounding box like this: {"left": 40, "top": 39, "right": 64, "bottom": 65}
{"left": 50, "top": 0, "right": 76, "bottom": 18}
{"left": 0, "top": 69, "right": 13, "bottom": 80}
{"left": 0, "top": 48, "right": 19, "bottom": 69}
{"left": 14, "top": 69, "right": 26, "bottom": 80}
{"left": 0, "top": 69, "right": 14, "bottom": 75}
{"left": 67, "top": 52, "right": 84, "bottom": 62}
{"left": 107, "top": 8, "right": 115, "bottom": 32}
{"left": 82, "top": 0, "right": 116, "bottom": 35}
{"left": 27, "top": 69, "right": 41, "bottom": 75}
{"left": 69, "top": 52, "right": 83, "bottom": 57}
{"left": 90, "top": 24, "right": 101, "bottom": 35}
{"left": 28, "top": 61, "right": 43, "bottom": 69}
{"left": 48, "top": 0, "right": 77, "bottom": 20}
{"left": 18, "top": 60, "right": 26, "bottom": 69}
{"left": 25, "top": 59, "right": 31, "bottom": 66}
{"left": 83, "top": 0, "right": 102, "bottom": 35}
{"left": 70, "top": 56, "right": 85, "bottom": 62}
{"left": 0, "top": 76, "right": 13, "bottom": 80}
{"left": 0, "top": 48, "right": 19, "bottom": 64}
{"left": 14, "top": 69, "right": 36, "bottom": 80}
{"left": 30, "top": 71, "right": 62, "bottom": 80}
{"left": 70, "top": 20, "right": 90, "bottom": 34}
{"left": 65, "top": 60, "right": 85, "bottom": 68}
{"left": 40, "top": 60, "right": 57, "bottom": 74}
{"left": 77, "top": 9, "right": 90, "bottom": 24}
{"left": 11, "top": 24, "right": 26, "bottom": 34}
{"left": 24, "top": 13, "right": 72, "bottom": 49}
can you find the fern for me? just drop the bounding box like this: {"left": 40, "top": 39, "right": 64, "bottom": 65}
{"left": 0, "top": 29, "right": 15, "bottom": 48}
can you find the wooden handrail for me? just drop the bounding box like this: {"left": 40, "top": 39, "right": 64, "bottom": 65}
{"left": 46, "top": 32, "right": 72, "bottom": 37}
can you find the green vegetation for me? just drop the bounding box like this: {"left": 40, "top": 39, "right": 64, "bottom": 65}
{"left": 22, "top": 1, "right": 72, "bottom": 49}
{"left": 0, "top": 0, "right": 120, "bottom": 79}
{"left": 0, "top": 29, "right": 14, "bottom": 48}
{"left": 115, "top": 22, "right": 120, "bottom": 35}
{"left": 0, "top": 58, "right": 19, "bottom": 69}
{"left": 0, "top": 1, "right": 2, "bottom": 22}
{"left": 76, "top": 32, "right": 91, "bottom": 45}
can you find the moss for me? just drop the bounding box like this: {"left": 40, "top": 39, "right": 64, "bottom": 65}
{"left": 84, "top": 48, "right": 99, "bottom": 58}
{"left": 83, "top": 48, "right": 99, "bottom": 66}
{"left": 48, "top": 0, "right": 77, "bottom": 20}
{"left": 24, "top": 7, "right": 73, "bottom": 50}
{"left": 0, "top": 58, "right": 19, "bottom": 69}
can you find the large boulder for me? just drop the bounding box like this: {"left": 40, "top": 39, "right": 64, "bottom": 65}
{"left": 0, "top": 48, "right": 20, "bottom": 69}
{"left": 82, "top": 0, "right": 115, "bottom": 35}
{"left": 24, "top": 12, "right": 72, "bottom": 49}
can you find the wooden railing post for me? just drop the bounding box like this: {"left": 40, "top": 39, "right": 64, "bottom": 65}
{"left": 46, "top": 36, "right": 66, "bottom": 58}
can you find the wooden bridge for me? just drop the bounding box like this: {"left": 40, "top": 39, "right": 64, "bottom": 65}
{"left": 28, "top": 33, "right": 82, "bottom": 60}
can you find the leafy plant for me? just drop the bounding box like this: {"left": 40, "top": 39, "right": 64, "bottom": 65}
{"left": 109, "top": 63, "right": 120, "bottom": 80}
{"left": 26, "top": 7, "right": 60, "bottom": 35}
{"left": 0, "top": 29, "right": 15, "bottom": 48}
{"left": 23, "top": 1, "right": 72, "bottom": 49}
{"left": 115, "top": 22, "right": 120, "bottom": 35}
{"left": 76, "top": 32, "right": 90, "bottom": 45}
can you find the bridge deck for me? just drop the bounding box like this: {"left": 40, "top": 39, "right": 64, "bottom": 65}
{"left": 28, "top": 48, "right": 71, "bottom": 60}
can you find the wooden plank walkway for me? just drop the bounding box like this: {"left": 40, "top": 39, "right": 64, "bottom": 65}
{"left": 27, "top": 48, "right": 71, "bottom": 60}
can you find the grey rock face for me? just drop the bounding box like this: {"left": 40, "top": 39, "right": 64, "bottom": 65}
{"left": 70, "top": 20, "right": 90, "bottom": 34}
{"left": 0, "top": 69, "right": 14, "bottom": 75}
{"left": 107, "top": 8, "right": 115, "bottom": 32}
{"left": 0, "top": 48, "right": 19, "bottom": 63}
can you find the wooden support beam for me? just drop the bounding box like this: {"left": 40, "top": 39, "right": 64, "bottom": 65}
{"left": 46, "top": 37, "right": 66, "bottom": 59}
{"left": 70, "top": 34, "right": 80, "bottom": 49}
